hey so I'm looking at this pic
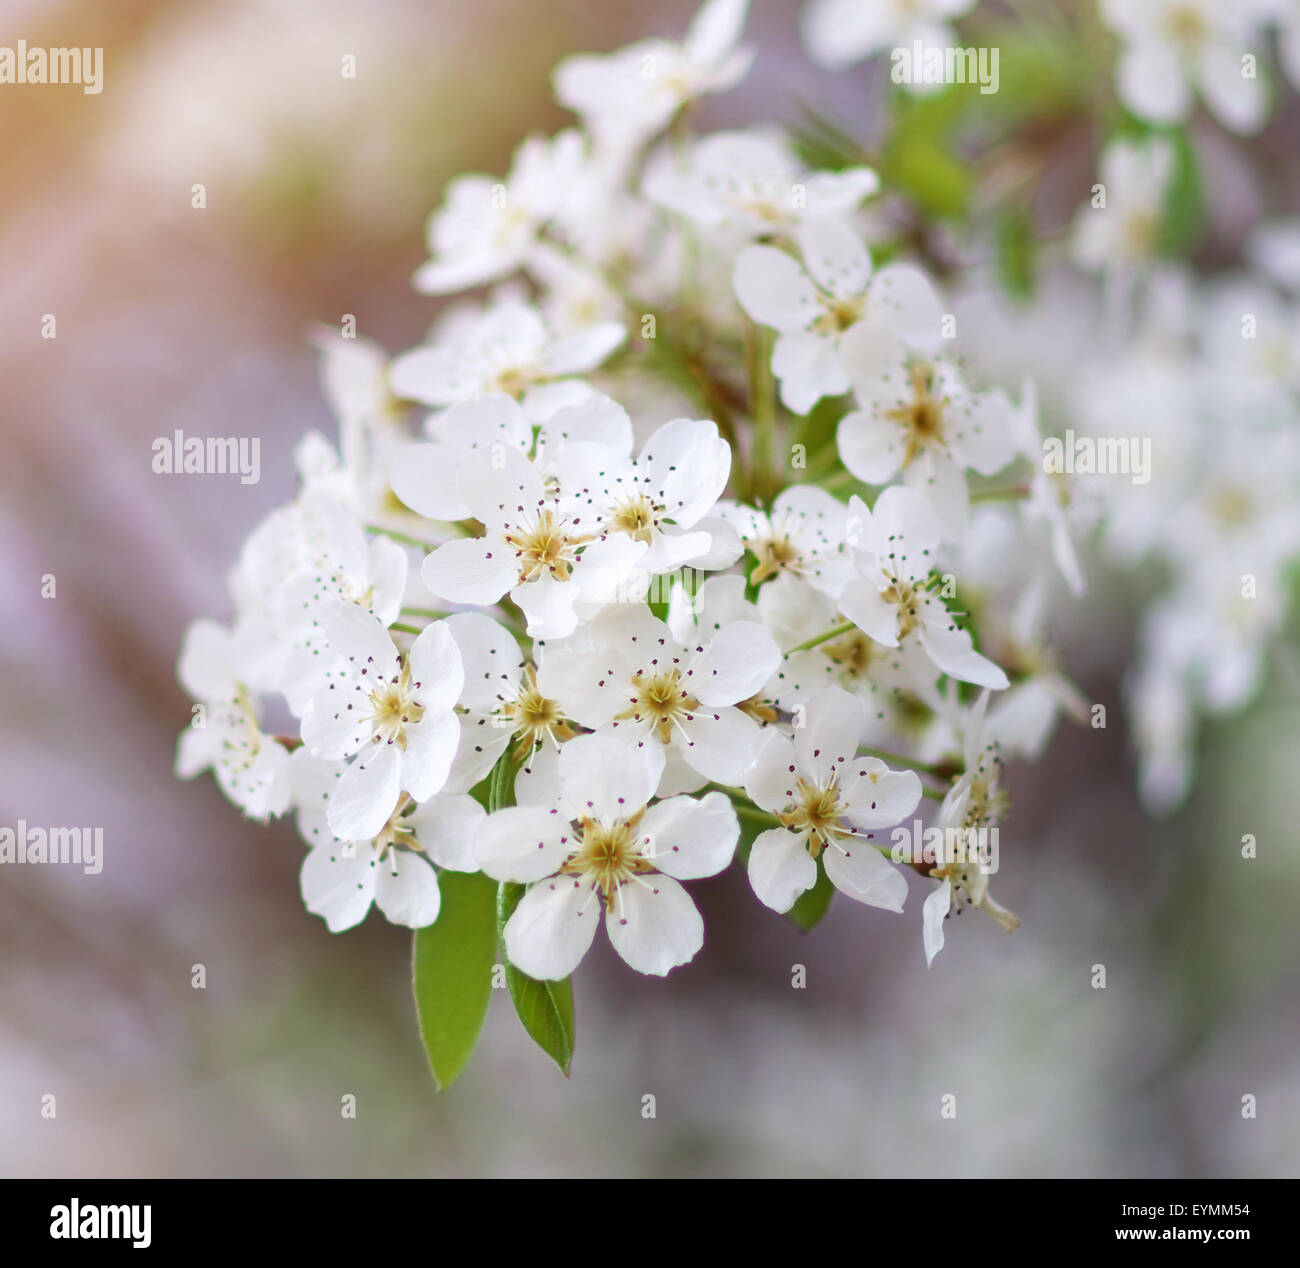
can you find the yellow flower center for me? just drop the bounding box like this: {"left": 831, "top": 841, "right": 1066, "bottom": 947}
{"left": 884, "top": 361, "right": 948, "bottom": 466}
{"left": 561, "top": 814, "right": 653, "bottom": 900}
{"left": 617, "top": 668, "right": 701, "bottom": 743}
{"left": 503, "top": 509, "right": 592, "bottom": 584}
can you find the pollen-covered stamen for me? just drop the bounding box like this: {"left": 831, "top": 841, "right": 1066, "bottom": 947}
{"left": 608, "top": 493, "right": 664, "bottom": 545}
{"left": 936, "top": 757, "right": 1019, "bottom": 933}
{"left": 881, "top": 576, "right": 923, "bottom": 640}
{"left": 616, "top": 668, "right": 701, "bottom": 743}
{"left": 559, "top": 812, "right": 653, "bottom": 901}
{"left": 501, "top": 664, "right": 576, "bottom": 760}
{"left": 884, "top": 360, "right": 948, "bottom": 467}
{"left": 813, "top": 294, "right": 864, "bottom": 334}
{"left": 374, "top": 793, "right": 420, "bottom": 856}
{"left": 751, "top": 531, "right": 800, "bottom": 583}
{"left": 1162, "top": 3, "right": 1208, "bottom": 51}
{"left": 365, "top": 659, "right": 424, "bottom": 750}
{"left": 822, "top": 628, "right": 879, "bottom": 681}
{"left": 737, "top": 693, "right": 779, "bottom": 724}
{"left": 219, "top": 688, "right": 267, "bottom": 772}
{"left": 502, "top": 509, "right": 593, "bottom": 584}
{"left": 779, "top": 776, "right": 849, "bottom": 860}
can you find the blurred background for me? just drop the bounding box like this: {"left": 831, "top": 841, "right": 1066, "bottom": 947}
{"left": 1, "top": 0, "right": 1297, "bottom": 1178}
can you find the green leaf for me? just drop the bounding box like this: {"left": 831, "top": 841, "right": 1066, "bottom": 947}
{"left": 1156, "top": 128, "right": 1203, "bottom": 258}
{"left": 496, "top": 881, "right": 576, "bottom": 1076}
{"left": 995, "top": 206, "right": 1037, "bottom": 301}
{"left": 488, "top": 744, "right": 519, "bottom": 811}
{"left": 411, "top": 870, "right": 499, "bottom": 1091}
{"left": 786, "top": 861, "right": 835, "bottom": 932}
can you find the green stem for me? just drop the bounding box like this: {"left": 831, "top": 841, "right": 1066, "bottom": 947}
{"left": 367, "top": 524, "right": 438, "bottom": 549}
{"left": 786, "top": 620, "right": 856, "bottom": 654}
{"left": 858, "top": 746, "right": 950, "bottom": 778}
{"left": 401, "top": 607, "right": 448, "bottom": 620}
{"left": 969, "top": 485, "right": 1031, "bottom": 503}
{"left": 390, "top": 621, "right": 425, "bottom": 636}
{"left": 747, "top": 321, "right": 777, "bottom": 502}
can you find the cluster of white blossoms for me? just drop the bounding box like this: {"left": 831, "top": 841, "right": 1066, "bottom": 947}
{"left": 176, "top": 0, "right": 1063, "bottom": 984}
{"left": 1064, "top": 169, "right": 1300, "bottom": 810}
{"left": 183, "top": 0, "right": 1298, "bottom": 1018}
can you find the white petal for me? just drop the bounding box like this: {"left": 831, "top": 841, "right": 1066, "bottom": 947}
{"left": 389, "top": 442, "right": 470, "bottom": 521}
{"left": 177, "top": 619, "right": 235, "bottom": 701}
{"left": 1114, "top": 43, "right": 1190, "bottom": 125}
{"left": 1197, "top": 41, "right": 1269, "bottom": 135}
{"left": 748, "top": 827, "right": 817, "bottom": 913}
{"left": 503, "top": 876, "right": 600, "bottom": 980}
{"left": 733, "top": 245, "right": 819, "bottom": 331}
{"left": 745, "top": 728, "right": 799, "bottom": 813}
{"left": 455, "top": 445, "right": 544, "bottom": 528}
{"left": 795, "top": 685, "right": 866, "bottom": 775}
{"left": 321, "top": 600, "right": 400, "bottom": 672}
{"left": 689, "top": 620, "right": 780, "bottom": 705}
{"left": 400, "top": 708, "right": 460, "bottom": 802}
{"left": 327, "top": 743, "right": 402, "bottom": 841}
{"left": 558, "top": 732, "right": 663, "bottom": 821}
{"left": 824, "top": 839, "right": 907, "bottom": 911}
{"left": 543, "top": 322, "right": 626, "bottom": 376}
{"left": 408, "top": 621, "right": 465, "bottom": 710}
{"left": 475, "top": 805, "right": 572, "bottom": 882}
{"left": 373, "top": 850, "right": 443, "bottom": 928}
{"left": 865, "top": 263, "right": 945, "bottom": 352}
{"left": 407, "top": 793, "right": 486, "bottom": 872}
{"left": 300, "top": 842, "right": 377, "bottom": 932}
{"left": 639, "top": 792, "right": 738, "bottom": 880}
{"left": 772, "top": 328, "right": 847, "bottom": 414}
{"left": 837, "top": 578, "right": 900, "bottom": 647}
{"left": 445, "top": 612, "right": 523, "bottom": 712}
{"left": 422, "top": 538, "right": 518, "bottom": 606}
{"left": 918, "top": 615, "right": 1009, "bottom": 689}
{"left": 923, "top": 879, "right": 951, "bottom": 965}
{"left": 842, "top": 760, "right": 923, "bottom": 827}
{"left": 837, "top": 409, "right": 905, "bottom": 483}
{"left": 674, "top": 705, "right": 761, "bottom": 784}
{"left": 798, "top": 216, "right": 871, "bottom": 298}
{"left": 606, "top": 875, "right": 704, "bottom": 976}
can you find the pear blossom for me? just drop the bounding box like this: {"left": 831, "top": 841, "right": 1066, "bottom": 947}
{"left": 838, "top": 486, "right": 1010, "bottom": 689}
{"left": 420, "top": 444, "right": 647, "bottom": 639}
{"left": 175, "top": 619, "right": 291, "bottom": 820}
{"left": 476, "top": 734, "right": 739, "bottom": 978}
{"left": 716, "top": 484, "right": 854, "bottom": 593}
{"left": 919, "top": 693, "right": 1020, "bottom": 965}
{"left": 291, "top": 750, "right": 484, "bottom": 932}
{"left": 442, "top": 611, "right": 574, "bottom": 793}
{"left": 1098, "top": 0, "right": 1272, "bottom": 134}
{"left": 388, "top": 298, "right": 624, "bottom": 408}
{"left": 643, "top": 129, "right": 878, "bottom": 237}
{"left": 538, "top": 603, "right": 781, "bottom": 790}
{"left": 801, "top": 0, "right": 978, "bottom": 77}
{"left": 559, "top": 416, "right": 738, "bottom": 578}
{"left": 734, "top": 219, "right": 945, "bottom": 413}
{"left": 745, "top": 687, "right": 920, "bottom": 913}
{"left": 414, "top": 130, "right": 586, "bottom": 295}
{"left": 837, "top": 321, "right": 1017, "bottom": 539}
{"left": 300, "top": 603, "right": 463, "bottom": 840}
{"left": 1070, "top": 135, "right": 1175, "bottom": 278}
{"left": 554, "top": 0, "right": 754, "bottom": 147}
